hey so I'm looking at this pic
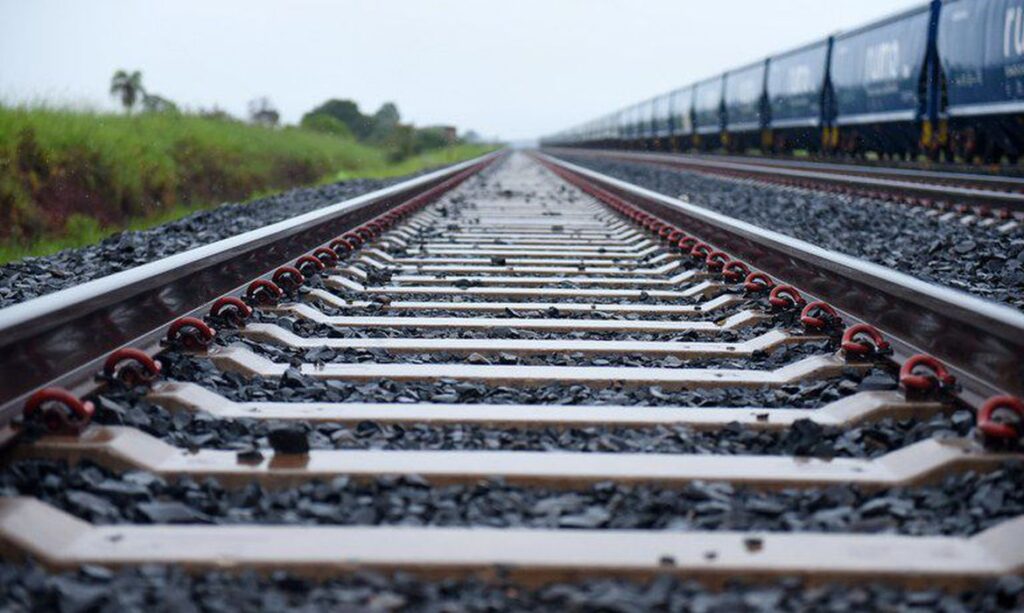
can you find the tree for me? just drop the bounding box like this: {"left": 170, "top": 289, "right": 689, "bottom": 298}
{"left": 248, "top": 97, "right": 280, "bottom": 127}
{"left": 368, "top": 102, "right": 401, "bottom": 143}
{"left": 301, "top": 99, "right": 373, "bottom": 140}
{"left": 414, "top": 127, "right": 451, "bottom": 152}
{"left": 384, "top": 124, "right": 417, "bottom": 162}
{"left": 300, "top": 113, "right": 354, "bottom": 139}
{"left": 141, "top": 93, "right": 178, "bottom": 114}
{"left": 110, "top": 70, "right": 145, "bottom": 113}
{"left": 198, "top": 106, "right": 239, "bottom": 122}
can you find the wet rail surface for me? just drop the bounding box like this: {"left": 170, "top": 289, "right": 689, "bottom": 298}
{"left": 1, "top": 151, "right": 1023, "bottom": 598}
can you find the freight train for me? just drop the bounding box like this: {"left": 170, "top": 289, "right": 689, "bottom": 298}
{"left": 543, "top": 0, "right": 1024, "bottom": 163}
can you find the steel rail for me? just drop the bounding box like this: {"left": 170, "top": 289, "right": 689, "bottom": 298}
{"left": 0, "top": 151, "right": 501, "bottom": 433}
{"left": 680, "top": 152, "right": 1024, "bottom": 189}
{"left": 536, "top": 152, "right": 1024, "bottom": 405}
{"left": 547, "top": 148, "right": 1024, "bottom": 213}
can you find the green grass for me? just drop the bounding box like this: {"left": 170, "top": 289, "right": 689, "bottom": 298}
{"left": 329, "top": 144, "right": 500, "bottom": 181}
{"left": 0, "top": 105, "right": 495, "bottom": 263}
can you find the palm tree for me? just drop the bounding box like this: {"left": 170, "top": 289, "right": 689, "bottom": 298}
{"left": 110, "top": 70, "right": 145, "bottom": 113}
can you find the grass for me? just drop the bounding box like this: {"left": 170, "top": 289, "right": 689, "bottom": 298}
{"left": 329, "top": 144, "right": 500, "bottom": 181}
{"left": 0, "top": 105, "right": 495, "bottom": 263}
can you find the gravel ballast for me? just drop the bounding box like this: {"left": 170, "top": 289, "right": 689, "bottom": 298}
{"left": 2, "top": 458, "right": 1020, "bottom": 536}
{"left": 157, "top": 350, "right": 865, "bottom": 409}
{"left": 0, "top": 176, "right": 419, "bottom": 308}
{"left": 92, "top": 384, "right": 970, "bottom": 459}
{"left": 252, "top": 308, "right": 769, "bottom": 343}
{"left": 5, "top": 152, "right": 1019, "bottom": 606}
{"left": 558, "top": 154, "right": 1024, "bottom": 311}
{"left": 311, "top": 300, "right": 738, "bottom": 321}
{"left": 232, "top": 325, "right": 834, "bottom": 370}
{"left": 3, "top": 561, "right": 1021, "bottom": 612}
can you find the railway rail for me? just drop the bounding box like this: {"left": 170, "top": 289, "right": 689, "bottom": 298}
{"left": 1, "top": 151, "right": 1023, "bottom": 604}
{"left": 548, "top": 148, "right": 1024, "bottom": 223}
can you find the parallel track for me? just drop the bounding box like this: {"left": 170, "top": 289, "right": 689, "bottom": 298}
{"left": 549, "top": 148, "right": 1024, "bottom": 221}
{"left": 1, "top": 151, "right": 1023, "bottom": 592}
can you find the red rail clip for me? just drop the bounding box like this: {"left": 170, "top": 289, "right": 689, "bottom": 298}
{"left": 329, "top": 238, "right": 353, "bottom": 257}
{"left": 23, "top": 388, "right": 95, "bottom": 435}
{"left": 295, "top": 254, "right": 326, "bottom": 276}
{"left": 313, "top": 247, "right": 339, "bottom": 267}
{"left": 705, "top": 251, "right": 729, "bottom": 271}
{"left": 103, "top": 348, "right": 161, "bottom": 386}
{"left": 689, "top": 242, "right": 712, "bottom": 260}
{"left": 978, "top": 396, "right": 1024, "bottom": 441}
{"left": 840, "top": 323, "right": 890, "bottom": 357}
{"left": 743, "top": 272, "right": 775, "bottom": 293}
{"left": 721, "top": 261, "right": 750, "bottom": 282}
{"left": 209, "top": 296, "right": 253, "bottom": 327}
{"left": 246, "top": 279, "right": 284, "bottom": 306}
{"left": 342, "top": 232, "right": 363, "bottom": 248}
{"left": 768, "top": 285, "right": 806, "bottom": 310}
{"left": 166, "top": 317, "right": 216, "bottom": 350}
{"left": 899, "top": 354, "right": 956, "bottom": 397}
{"left": 799, "top": 301, "right": 842, "bottom": 331}
{"left": 272, "top": 266, "right": 306, "bottom": 292}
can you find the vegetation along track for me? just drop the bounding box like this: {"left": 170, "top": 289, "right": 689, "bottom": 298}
{"left": 1, "top": 150, "right": 1024, "bottom": 607}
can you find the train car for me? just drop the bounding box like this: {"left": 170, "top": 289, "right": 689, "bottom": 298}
{"left": 765, "top": 38, "right": 833, "bottom": 153}
{"left": 636, "top": 98, "right": 656, "bottom": 149}
{"left": 938, "top": 0, "right": 1024, "bottom": 162}
{"left": 693, "top": 75, "right": 726, "bottom": 150}
{"left": 828, "top": 2, "right": 938, "bottom": 158}
{"left": 622, "top": 101, "right": 651, "bottom": 149}
{"left": 546, "top": 0, "right": 1024, "bottom": 167}
{"left": 668, "top": 86, "right": 695, "bottom": 151}
{"left": 723, "top": 59, "right": 770, "bottom": 152}
{"left": 598, "top": 112, "right": 620, "bottom": 149}
{"left": 617, "top": 104, "right": 636, "bottom": 148}
{"left": 650, "top": 93, "right": 673, "bottom": 150}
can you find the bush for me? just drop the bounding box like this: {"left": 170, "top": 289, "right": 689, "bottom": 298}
{"left": 414, "top": 127, "right": 451, "bottom": 153}
{"left": 0, "top": 105, "right": 388, "bottom": 243}
{"left": 0, "top": 104, "right": 497, "bottom": 261}
{"left": 301, "top": 99, "right": 373, "bottom": 140}
{"left": 300, "top": 113, "right": 354, "bottom": 139}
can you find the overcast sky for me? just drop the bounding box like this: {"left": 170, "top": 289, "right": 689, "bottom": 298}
{"left": 1, "top": 0, "right": 923, "bottom": 141}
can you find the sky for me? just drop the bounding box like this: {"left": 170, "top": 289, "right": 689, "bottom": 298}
{"left": 0, "top": 0, "right": 924, "bottom": 142}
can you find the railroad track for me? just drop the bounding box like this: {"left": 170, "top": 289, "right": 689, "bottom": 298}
{"left": 1, "top": 151, "right": 1023, "bottom": 606}
{"left": 549, "top": 148, "right": 1024, "bottom": 226}
{"left": 681, "top": 153, "right": 1024, "bottom": 192}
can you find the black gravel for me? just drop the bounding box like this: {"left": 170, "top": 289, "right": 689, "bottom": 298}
{"left": 313, "top": 299, "right": 735, "bottom": 321}
{"left": 330, "top": 289, "right": 707, "bottom": 305}
{"left": 0, "top": 176, "right": 422, "bottom": 308}
{"left": 560, "top": 154, "right": 1024, "bottom": 311}
{"left": 91, "top": 384, "right": 971, "bottom": 458}
{"left": 158, "top": 350, "right": 865, "bottom": 409}
{"left": 249, "top": 307, "right": 771, "bottom": 343}
{"left": 3, "top": 561, "right": 1021, "bottom": 613}
{"left": 232, "top": 324, "right": 833, "bottom": 370}
{"left": 3, "top": 458, "right": 1021, "bottom": 536}
{"left": 7, "top": 155, "right": 1019, "bottom": 608}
